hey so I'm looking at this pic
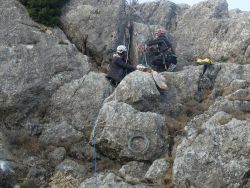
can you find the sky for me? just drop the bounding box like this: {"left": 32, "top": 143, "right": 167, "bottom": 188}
{"left": 138, "top": 0, "right": 250, "bottom": 11}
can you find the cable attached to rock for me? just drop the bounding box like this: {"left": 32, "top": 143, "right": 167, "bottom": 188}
{"left": 91, "top": 84, "right": 113, "bottom": 188}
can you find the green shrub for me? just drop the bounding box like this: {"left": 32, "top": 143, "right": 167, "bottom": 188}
{"left": 19, "top": 0, "right": 69, "bottom": 27}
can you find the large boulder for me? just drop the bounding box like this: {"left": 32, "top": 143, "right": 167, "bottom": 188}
{"left": 158, "top": 65, "right": 205, "bottom": 119}
{"left": 39, "top": 121, "right": 83, "bottom": 148}
{"left": 173, "top": 112, "right": 250, "bottom": 188}
{"left": 184, "top": 98, "right": 250, "bottom": 136}
{"left": 209, "top": 63, "right": 250, "bottom": 102}
{"left": 45, "top": 72, "right": 112, "bottom": 137}
{"left": 173, "top": 62, "right": 250, "bottom": 187}
{"left": 119, "top": 161, "right": 150, "bottom": 183}
{"left": 174, "top": 0, "right": 250, "bottom": 67}
{"left": 162, "top": 66, "right": 202, "bottom": 103}
{"left": 55, "top": 159, "right": 87, "bottom": 179}
{"left": 92, "top": 101, "right": 168, "bottom": 162}
{"left": 48, "top": 147, "right": 66, "bottom": 167}
{"left": 145, "top": 158, "right": 169, "bottom": 183}
{"left": 161, "top": 63, "right": 249, "bottom": 114}
{"left": 105, "top": 71, "right": 161, "bottom": 112}
{"left": 61, "top": 0, "right": 127, "bottom": 66}
{"left": 213, "top": 63, "right": 250, "bottom": 90}
{"left": 0, "top": 0, "right": 90, "bottom": 126}
{"left": 78, "top": 172, "right": 151, "bottom": 188}
{"left": 176, "top": 64, "right": 250, "bottom": 138}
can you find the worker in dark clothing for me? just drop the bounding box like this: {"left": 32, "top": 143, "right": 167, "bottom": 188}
{"left": 146, "top": 29, "right": 177, "bottom": 71}
{"left": 106, "top": 45, "right": 136, "bottom": 86}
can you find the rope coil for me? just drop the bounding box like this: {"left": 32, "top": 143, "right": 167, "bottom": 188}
{"left": 128, "top": 134, "right": 149, "bottom": 154}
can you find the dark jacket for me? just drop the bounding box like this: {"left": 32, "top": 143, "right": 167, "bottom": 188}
{"left": 107, "top": 53, "right": 136, "bottom": 82}
{"left": 146, "top": 35, "right": 174, "bottom": 54}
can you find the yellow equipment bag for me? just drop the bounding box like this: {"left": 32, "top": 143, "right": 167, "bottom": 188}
{"left": 196, "top": 58, "right": 213, "bottom": 64}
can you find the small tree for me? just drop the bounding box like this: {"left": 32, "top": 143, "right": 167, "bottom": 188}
{"left": 19, "top": 0, "right": 69, "bottom": 27}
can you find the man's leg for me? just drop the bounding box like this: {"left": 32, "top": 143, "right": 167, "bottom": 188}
{"left": 166, "top": 54, "right": 177, "bottom": 71}
{"left": 151, "top": 55, "right": 164, "bottom": 70}
{"left": 106, "top": 77, "right": 119, "bottom": 87}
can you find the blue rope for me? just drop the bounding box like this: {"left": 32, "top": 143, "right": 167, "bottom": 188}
{"left": 92, "top": 131, "right": 98, "bottom": 188}
{"left": 91, "top": 85, "right": 113, "bottom": 188}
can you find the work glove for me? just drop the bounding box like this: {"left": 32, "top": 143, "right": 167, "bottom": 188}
{"left": 168, "top": 64, "right": 176, "bottom": 72}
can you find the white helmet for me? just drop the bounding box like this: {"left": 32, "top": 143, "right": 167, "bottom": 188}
{"left": 116, "top": 45, "right": 127, "bottom": 53}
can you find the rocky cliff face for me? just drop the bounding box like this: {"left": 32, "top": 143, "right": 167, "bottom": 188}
{"left": 130, "top": 0, "right": 250, "bottom": 68}
{"left": 61, "top": 0, "right": 249, "bottom": 69}
{"left": 174, "top": 0, "right": 250, "bottom": 67}
{"left": 0, "top": 0, "right": 90, "bottom": 127}
{"left": 0, "top": 0, "right": 249, "bottom": 187}
{"left": 61, "top": 0, "right": 127, "bottom": 68}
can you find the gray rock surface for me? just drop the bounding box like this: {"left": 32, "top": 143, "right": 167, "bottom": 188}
{"left": 39, "top": 121, "right": 83, "bottom": 147}
{"left": 119, "top": 161, "right": 150, "bottom": 183}
{"left": 132, "top": 0, "right": 186, "bottom": 31}
{"left": 105, "top": 71, "right": 160, "bottom": 112}
{"left": 56, "top": 159, "right": 87, "bottom": 178}
{"left": 213, "top": 63, "right": 250, "bottom": 89}
{"left": 92, "top": 101, "right": 168, "bottom": 162}
{"left": 173, "top": 113, "right": 250, "bottom": 188}
{"left": 26, "top": 166, "right": 47, "bottom": 187}
{"left": 169, "top": 62, "right": 250, "bottom": 187}
{"left": 228, "top": 79, "right": 248, "bottom": 92}
{"left": 61, "top": 0, "right": 127, "bottom": 65}
{"left": 48, "top": 147, "right": 66, "bottom": 167}
{"left": 182, "top": 97, "right": 250, "bottom": 140}
{"left": 145, "top": 158, "right": 169, "bottom": 183}
{"left": 174, "top": 0, "right": 250, "bottom": 66}
{"left": 172, "top": 62, "right": 250, "bottom": 187}
{"left": 162, "top": 66, "right": 202, "bottom": 103}
{"left": 161, "top": 63, "right": 249, "bottom": 113}
{"left": 1, "top": 0, "right": 250, "bottom": 188}
{"left": 0, "top": 0, "right": 90, "bottom": 126}
{"left": 46, "top": 72, "right": 112, "bottom": 136}
{"left": 60, "top": 0, "right": 250, "bottom": 70}
{"left": 156, "top": 65, "right": 204, "bottom": 119}
{"left": 226, "top": 88, "right": 250, "bottom": 101}
{"left": 78, "top": 172, "right": 151, "bottom": 188}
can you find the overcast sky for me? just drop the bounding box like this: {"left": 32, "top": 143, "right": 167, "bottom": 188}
{"left": 138, "top": 0, "right": 250, "bottom": 11}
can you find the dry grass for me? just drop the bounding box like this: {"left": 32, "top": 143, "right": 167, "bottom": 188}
{"left": 49, "top": 171, "right": 82, "bottom": 188}
{"left": 3, "top": 128, "right": 44, "bottom": 156}
{"left": 222, "top": 86, "right": 233, "bottom": 97}
{"left": 4, "top": 129, "right": 30, "bottom": 146}
{"left": 164, "top": 155, "right": 174, "bottom": 186}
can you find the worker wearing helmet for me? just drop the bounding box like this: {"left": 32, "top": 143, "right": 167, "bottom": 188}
{"left": 146, "top": 28, "right": 177, "bottom": 71}
{"left": 106, "top": 45, "right": 136, "bottom": 86}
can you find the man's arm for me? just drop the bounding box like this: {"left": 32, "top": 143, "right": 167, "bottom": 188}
{"left": 146, "top": 37, "right": 174, "bottom": 53}
{"left": 114, "top": 57, "right": 136, "bottom": 71}
{"left": 146, "top": 38, "right": 161, "bottom": 46}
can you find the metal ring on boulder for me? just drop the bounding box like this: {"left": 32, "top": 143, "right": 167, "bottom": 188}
{"left": 128, "top": 134, "right": 149, "bottom": 154}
